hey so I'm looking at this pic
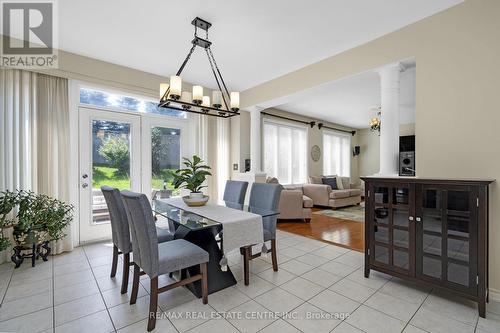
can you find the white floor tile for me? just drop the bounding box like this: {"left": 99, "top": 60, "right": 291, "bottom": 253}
{"left": 334, "top": 251, "right": 365, "bottom": 268}
{"left": 54, "top": 280, "right": 100, "bottom": 305}
{"left": 422, "top": 290, "right": 478, "bottom": 326}
{"left": 54, "top": 261, "right": 91, "bottom": 276}
{"left": 301, "top": 267, "right": 343, "bottom": 288}
{"left": 403, "top": 325, "right": 429, "bottom": 333}
{"left": 0, "top": 307, "right": 53, "bottom": 333}
{"left": 207, "top": 286, "right": 251, "bottom": 312}
{"left": 186, "top": 318, "right": 238, "bottom": 333}
{"left": 257, "top": 267, "right": 297, "bottom": 286}
{"left": 235, "top": 275, "right": 275, "bottom": 298}
{"left": 54, "top": 310, "right": 114, "bottom": 333}
{"left": 364, "top": 291, "right": 420, "bottom": 322}
{"left": 311, "top": 246, "right": 348, "bottom": 259}
{"left": 346, "top": 268, "right": 391, "bottom": 289}
{"left": 249, "top": 258, "right": 272, "bottom": 274}
{"left": 346, "top": 305, "right": 406, "bottom": 333}
{"left": 0, "top": 290, "right": 52, "bottom": 321}
{"left": 286, "top": 302, "right": 342, "bottom": 333}
{"left": 319, "top": 261, "right": 358, "bottom": 277}
{"left": 308, "top": 289, "right": 360, "bottom": 315}
{"left": 101, "top": 282, "right": 148, "bottom": 308}
{"left": 254, "top": 287, "right": 304, "bottom": 314}
{"left": 165, "top": 299, "right": 214, "bottom": 332}
{"left": 329, "top": 278, "right": 377, "bottom": 303}
{"left": 281, "top": 259, "right": 315, "bottom": 275}
{"left": 108, "top": 295, "right": 152, "bottom": 330}
{"left": 477, "top": 311, "right": 500, "bottom": 333}
{"left": 117, "top": 317, "right": 177, "bottom": 333}
{"left": 157, "top": 284, "right": 197, "bottom": 311}
{"left": 410, "top": 307, "right": 475, "bottom": 333}
{"left": 378, "top": 278, "right": 431, "bottom": 305}
{"left": 295, "top": 253, "right": 331, "bottom": 267}
{"left": 3, "top": 277, "right": 53, "bottom": 302}
{"left": 280, "top": 276, "right": 324, "bottom": 300}
{"left": 54, "top": 293, "right": 106, "bottom": 326}
{"left": 279, "top": 246, "right": 308, "bottom": 258}
{"left": 260, "top": 319, "right": 302, "bottom": 333}
{"left": 332, "top": 322, "right": 365, "bottom": 332}
{"left": 54, "top": 269, "right": 95, "bottom": 289}
{"left": 226, "top": 300, "right": 275, "bottom": 333}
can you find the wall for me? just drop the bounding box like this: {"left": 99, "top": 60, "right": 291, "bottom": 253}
{"left": 241, "top": 0, "right": 500, "bottom": 292}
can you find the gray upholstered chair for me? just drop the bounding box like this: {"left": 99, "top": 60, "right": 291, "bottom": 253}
{"left": 101, "top": 186, "right": 174, "bottom": 295}
{"left": 223, "top": 180, "right": 248, "bottom": 205}
{"left": 241, "top": 183, "right": 282, "bottom": 285}
{"left": 121, "top": 191, "right": 209, "bottom": 332}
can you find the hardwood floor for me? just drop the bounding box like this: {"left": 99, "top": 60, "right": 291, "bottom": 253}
{"left": 277, "top": 207, "right": 365, "bottom": 252}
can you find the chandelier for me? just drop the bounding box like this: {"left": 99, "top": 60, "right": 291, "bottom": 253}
{"left": 158, "top": 17, "right": 240, "bottom": 118}
{"left": 369, "top": 107, "right": 381, "bottom": 134}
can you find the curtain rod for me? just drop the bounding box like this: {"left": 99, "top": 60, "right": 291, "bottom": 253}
{"left": 261, "top": 111, "right": 356, "bottom": 136}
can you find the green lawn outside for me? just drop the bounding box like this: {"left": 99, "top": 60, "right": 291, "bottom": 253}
{"left": 93, "top": 166, "right": 178, "bottom": 194}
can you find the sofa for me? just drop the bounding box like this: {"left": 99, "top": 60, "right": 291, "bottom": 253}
{"left": 303, "top": 176, "right": 362, "bottom": 209}
{"left": 266, "top": 178, "right": 313, "bottom": 222}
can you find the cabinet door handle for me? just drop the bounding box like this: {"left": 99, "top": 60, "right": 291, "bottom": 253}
{"left": 409, "top": 216, "right": 414, "bottom": 221}
{"left": 416, "top": 217, "right": 422, "bottom": 222}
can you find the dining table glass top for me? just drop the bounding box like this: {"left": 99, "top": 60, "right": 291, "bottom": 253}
{"left": 152, "top": 199, "right": 279, "bottom": 231}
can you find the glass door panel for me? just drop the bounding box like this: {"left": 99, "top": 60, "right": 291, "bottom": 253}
{"left": 79, "top": 108, "right": 141, "bottom": 243}
{"left": 151, "top": 127, "right": 181, "bottom": 197}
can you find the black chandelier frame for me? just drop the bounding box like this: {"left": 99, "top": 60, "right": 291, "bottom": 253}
{"left": 158, "top": 17, "right": 240, "bottom": 118}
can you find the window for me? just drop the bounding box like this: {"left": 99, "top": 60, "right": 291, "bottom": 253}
{"left": 323, "top": 130, "right": 351, "bottom": 177}
{"left": 79, "top": 87, "right": 186, "bottom": 118}
{"left": 263, "top": 120, "right": 307, "bottom": 184}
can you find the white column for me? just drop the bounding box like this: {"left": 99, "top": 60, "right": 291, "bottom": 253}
{"left": 378, "top": 63, "right": 402, "bottom": 175}
{"left": 250, "top": 108, "right": 262, "bottom": 172}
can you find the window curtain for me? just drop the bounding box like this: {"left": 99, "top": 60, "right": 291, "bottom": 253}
{"left": 0, "top": 69, "right": 72, "bottom": 263}
{"left": 263, "top": 120, "right": 307, "bottom": 184}
{"left": 323, "top": 130, "right": 351, "bottom": 177}
{"left": 198, "top": 115, "right": 230, "bottom": 203}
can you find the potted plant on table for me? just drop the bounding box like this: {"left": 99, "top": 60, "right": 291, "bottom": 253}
{"left": 169, "top": 155, "right": 212, "bottom": 206}
{"left": 0, "top": 190, "right": 73, "bottom": 268}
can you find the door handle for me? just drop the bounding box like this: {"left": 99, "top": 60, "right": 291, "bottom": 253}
{"left": 82, "top": 174, "right": 88, "bottom": 179}
{"left": 82, "top": 183, "right": 89, "bottom": 188}
{"left": 409, "top": 216, "right": 414, "bottom": 221}
{"left": 416, "top": 217, "right": 421, "bottom": 222}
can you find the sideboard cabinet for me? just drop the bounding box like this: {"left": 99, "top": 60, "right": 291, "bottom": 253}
{"left": 361, "top": 176, "right": 494, "bottom": 317}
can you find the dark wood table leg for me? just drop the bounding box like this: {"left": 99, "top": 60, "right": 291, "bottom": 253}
{"left": 174, "top": 225, "right": 237, "bottom": 297}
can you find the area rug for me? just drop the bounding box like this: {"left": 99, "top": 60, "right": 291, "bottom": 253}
{"left": 313, "top": 203, "right": 365, "bottom": 223}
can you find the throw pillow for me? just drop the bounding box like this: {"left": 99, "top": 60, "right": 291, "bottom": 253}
{"left": 322, "top": 177, "right": 338, "bottom": 190}
{"left": 309, "top": 175, "right": 323, "bottom": 184}
{"left": 336, "top": 176, "right": 345, "bottom": 190}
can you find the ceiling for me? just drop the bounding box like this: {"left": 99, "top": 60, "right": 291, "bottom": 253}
{"left": 276, "top": 63, "right": 416, "bottom": 129}
{"left": 58, "top": 0, "right": 462, "bottom": 91}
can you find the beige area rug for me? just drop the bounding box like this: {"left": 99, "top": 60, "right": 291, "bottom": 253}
{"left": 313, "top": 202, "right": 365, "bottom": 222}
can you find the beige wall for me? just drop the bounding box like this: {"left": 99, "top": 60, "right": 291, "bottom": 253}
{"left": 241, "top": 0, "right": 500, "bottom": 291}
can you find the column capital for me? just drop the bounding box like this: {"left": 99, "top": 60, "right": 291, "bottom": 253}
{"left": 376, "top": 62, "right": 405, "bottom": 76}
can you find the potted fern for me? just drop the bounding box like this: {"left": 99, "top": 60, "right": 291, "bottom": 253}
{"left": 170, "top": 155, "right": 212, "bottom": 206}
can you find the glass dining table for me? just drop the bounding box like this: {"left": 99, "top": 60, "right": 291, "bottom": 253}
{"left": 151, "top": 199, "right": 279, "bottom": 297}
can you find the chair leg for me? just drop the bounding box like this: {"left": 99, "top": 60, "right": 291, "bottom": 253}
{"left": 130, "top": 263, "right": 140, "bottom": 305}
{"left": 200, "top": 263, "right": 208, "bottom": 304}
{"left": 147, "top": 277, "right": 158, "bottom": 332}
{"left": 243, "top": 246, "right": 251, "bottom": 286}
{"left": 271, "top": 239, "right": 278, "bottom": 272}
{"left": 121, "top": 253, "right": 130, "bottom": 294}
{"left": 110, "top": 245, "right": 119, "bottom": 278}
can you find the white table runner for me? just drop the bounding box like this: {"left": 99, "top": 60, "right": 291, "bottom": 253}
{"left": 161, "top": 198, "right": 264, "bottom": 257}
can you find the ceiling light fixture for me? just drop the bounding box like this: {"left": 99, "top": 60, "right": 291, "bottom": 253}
{"left": 158, "top": 17, "right": 240, "bottom": 118}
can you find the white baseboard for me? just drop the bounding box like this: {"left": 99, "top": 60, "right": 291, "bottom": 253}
{"left": 489, "top": 288, "right": 500, "bottom": 302}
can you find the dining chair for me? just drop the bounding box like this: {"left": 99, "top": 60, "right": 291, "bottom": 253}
{"left": 122, "top": 190, "right": 209, "bottom": 332}
{"left": 101, "top": 186, "right": 175, "bottom": 294}
{"left": 223, "top": 180, "right": 248, "bottom": 206}
{"left": 241, "top": 183, "right": 282, "bottom": 285}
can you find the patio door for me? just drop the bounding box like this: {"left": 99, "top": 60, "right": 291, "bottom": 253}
{"left": 78, "top": 107, "right": 141, "bottom": 243}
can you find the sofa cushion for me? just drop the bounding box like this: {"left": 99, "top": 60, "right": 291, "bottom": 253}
{"left": 341, "top": 177, "right": 351, "bottom": 189}
{"left": 329, "top": 190, "right": 351, "bottom": 199}
{"left": 309, "top": 175, "right": 323, "bottom": 184}
{"left": 266, "top": 177, "right": 279, "bottom": 184}
{"left": 322, "top": 177, "right": 338, "bottom": 190}
{"left": 348, "top": 189, "right": 362, "bottom": 197}
{"left": 302, "top": 195, "right": 313, "bottom": 208}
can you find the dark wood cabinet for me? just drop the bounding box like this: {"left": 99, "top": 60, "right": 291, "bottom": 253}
{"left": 362, "top": 176, "right": 494, "bottom": 318}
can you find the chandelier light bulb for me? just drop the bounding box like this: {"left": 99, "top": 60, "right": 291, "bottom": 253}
{"left": 169, "top": 76, "right": 182, "bottom": 99}
{"left": 212, "top": 91, "right": 222, "bottom": 108}
{"left": 230, "top": 92, "right": 240, "bottom": 111}
{"left": 193, "top": 86, "right": 203, "bottom": 104}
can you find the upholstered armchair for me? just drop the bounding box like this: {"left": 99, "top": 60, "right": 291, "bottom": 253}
{"left": 277, "top": 188, "right": 313, "bottom": 222}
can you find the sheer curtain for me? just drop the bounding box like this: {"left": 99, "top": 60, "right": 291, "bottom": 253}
{"left": 323, "top": 130, "right": 351, "bottom": 177}
{"left": 263, "top": 120, "right": 307, "bottom": 184}
{"left": 198, "top": 115, "right": 230, "bottom": 203}
{"left": 0, "top": 69, "right": 72, "bottom": 263}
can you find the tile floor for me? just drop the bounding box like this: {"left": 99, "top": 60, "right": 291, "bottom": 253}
{"left": 1, "top": 230, "right": 499, "bottom": 333}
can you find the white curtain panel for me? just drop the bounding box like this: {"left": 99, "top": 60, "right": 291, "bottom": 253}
{"left": 198, "top": 115, "right": 230, "bottom": 203}
{"left": 0, "top": 69, "right": 72, "bottom": 263}
{"left": 323, "top": 130, "right": 351, "bottom": 177}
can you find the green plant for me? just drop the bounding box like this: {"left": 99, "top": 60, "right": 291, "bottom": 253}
{"left": 0, "top": 190, "right": 73, "bottom": 251}
{"left": 98, "top": 136, "right": 130, "bottom": 175}
{"left": 170, "top": 155, "right": 212, "bottom": 193}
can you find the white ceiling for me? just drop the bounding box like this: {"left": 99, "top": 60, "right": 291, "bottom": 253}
{"left": 58, "top": 0, "right": 462, "bottom": 91}
{"left": 276, "top": 63, "right": 416, "bottom": 129}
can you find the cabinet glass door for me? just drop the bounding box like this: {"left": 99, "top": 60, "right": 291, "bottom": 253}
{"left": 371, "top": 184, "right": 413, "bottom": 274}
{"left": 416, "top": 185, "right": 477, "bottom": 292}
